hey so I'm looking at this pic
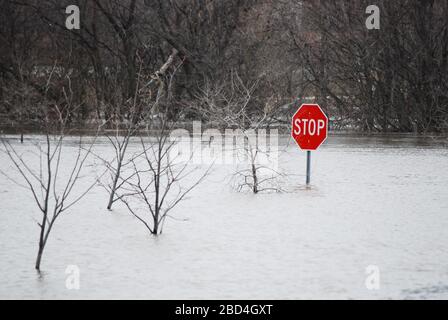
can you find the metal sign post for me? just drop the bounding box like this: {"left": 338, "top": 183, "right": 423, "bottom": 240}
{"left": 306, "top": 150, "right": 311, "bottom": 185}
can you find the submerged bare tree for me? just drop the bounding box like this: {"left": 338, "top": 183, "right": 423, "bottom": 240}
{"left": 194, "top": 72, "right": 282, "bottom": 194}
{"left": 111, "top": 51, "right": 210, "bottom": 235}
{"left": 117, "top": 111, "right": 210, "bottom": 235}
{"left": 95, "top": 49, "right": 180, "bottom": 211}
{"left": 97, "top": 80, "right": 143, "bottom": 211}
{"left": 0, "top": 70, "right": 102, "bottom": 271}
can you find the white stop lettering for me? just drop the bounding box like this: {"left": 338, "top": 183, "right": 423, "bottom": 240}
{"left": 293, "top": 119, "right": 326, "bottom": 136}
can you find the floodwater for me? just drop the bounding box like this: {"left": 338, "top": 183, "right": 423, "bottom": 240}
{"left": 0, "top": 134, "right": 447, "bottom": 299}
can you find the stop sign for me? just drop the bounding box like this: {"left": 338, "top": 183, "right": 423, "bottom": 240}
{"left": 291, "top": 104, "right": 328, "bottom": 150}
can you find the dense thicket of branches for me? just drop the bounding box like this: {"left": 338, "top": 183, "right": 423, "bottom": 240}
{"left": 292, "top": 0, "right": 448, "bottom": 132}
{"left": 1, "top": 0, "right": 447, "bottom": 133}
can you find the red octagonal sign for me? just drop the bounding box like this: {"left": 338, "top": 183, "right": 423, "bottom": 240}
{"left": 291, "top": 104, "right": 328, "bottom": 151}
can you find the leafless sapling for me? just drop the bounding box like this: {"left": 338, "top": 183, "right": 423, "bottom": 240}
{"left": 117, "top": 109, "right": 211, "bottom": 235}
{"left": 0, "top": 70, "right": 103, "bottom": 271}
{"left": 194, "top": 72, "right": 283, "bottom": 193}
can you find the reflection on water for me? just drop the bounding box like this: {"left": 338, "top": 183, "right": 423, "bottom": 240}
{"left": 403, "top": 284, "right": 448, "bottom": 299}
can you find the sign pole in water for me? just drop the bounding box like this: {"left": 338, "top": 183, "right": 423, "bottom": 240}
{"left": 291, "top": 104, "right": 329, "bottom": 186}
{"left": 306, "top": 150, "right": 311, "bottom": 185}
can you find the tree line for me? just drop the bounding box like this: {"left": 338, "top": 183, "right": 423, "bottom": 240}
{"left": 0, "top": 0, "right": 447, "bottom": 133}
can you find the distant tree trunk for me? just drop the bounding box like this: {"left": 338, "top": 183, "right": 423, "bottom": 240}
{"left": 107, "top": 157, "right": 123, "bottom": 210}
{"left": 252, "top": 163, "right": 258, "bottom": 194}
{"left": 35, "top": 239, "right": 45, "bottom": 271}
